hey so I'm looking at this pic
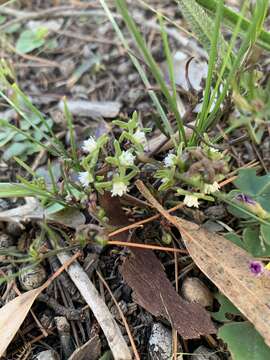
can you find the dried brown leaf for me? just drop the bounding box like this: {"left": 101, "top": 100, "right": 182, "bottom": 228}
{"left": 0, "top": 197, "right": 85, "bottom": 228}
{"left": 68, "top": 334, "right": 101, "bottom": 360}
{"left": 0, "top": 253, "right": 80, "bottom": 357}
{"left": 136, "top": 180, "right": 270, "bottom": 347}
{"left": 0, "top": 287, "right": 42, "bottom": 357}
{"left": 100, "top": 192, "right": 216, "bottom": 339}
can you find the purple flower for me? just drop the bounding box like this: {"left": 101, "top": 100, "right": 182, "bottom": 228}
{"left": 235, "top": 193, "right": 256, "bottom": 205}
{"left": 249, "top": 261, "right": 264, "bottom": 276}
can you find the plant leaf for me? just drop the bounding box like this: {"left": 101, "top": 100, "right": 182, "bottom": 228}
{"left": 260, "top": 224, "right": 270, "bottom": 246}
{"left": 234, "top": 168, "right": 270, "bottom": 211}
{"left": 243, "top": 227, "right": 270, "bottom": 257}
{"left": 15, "top": 28, "right": 47, "bottom": 54}
{"left": 0, "top": 288, "right": 42, "bottom": 357}
{"left": 212, "top": 293, "right": 241, "bottom": 322}
{"left": 136, "top": 180, "right": 270, "bottom": 347}
{"left": 3, "top": 142, "right": 32, "bottom": 161}
{"left": 196, "top": 0, "right": 270, "bottom": 51}
{"left": 225, "top": 232, "right": 246, "bottom": 250}
{"left": 218, "top": 322, "right": 270, "bottom": 360}
{"left": 176, "top": 0, "right": 228, "bottom": 59}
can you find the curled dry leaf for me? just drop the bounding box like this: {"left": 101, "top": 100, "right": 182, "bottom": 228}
{"left": 136, "top": 180, "right": 270, "bottom": 347}
{"left": 0, "top": 197, "right": 85, "bottom": 228}
{"left": 0, "top": 253, "right": 80, "bottom": 357}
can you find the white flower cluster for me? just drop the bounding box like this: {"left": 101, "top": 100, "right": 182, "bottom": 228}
{"left": 78, "top": 137, "right": 135, "bottom": 197}
{"left": 133, "top": 129, "right": 146, "bottom": 144}
{"left": 111, "top": 181, "right": 128, "bottom": 197}
{"left": 82, "top": 136, "right": 97, "bottom": 153}
{"left": 164, "top": 153, "right": 177, "bottom": 167}
{"left": 204, "top": 181, "right": 220, "bottom": 194}
{"left": 119, "top": 151, "right": 135, "bottom": 167}
{"left": 183, "top": 195, "right": 199, "bottom": 208}
{"left": 183, "top": 181, "right": 220, "bottom": 208}
{"left": 78, "top": 171, "right": 94, "bottom": 188}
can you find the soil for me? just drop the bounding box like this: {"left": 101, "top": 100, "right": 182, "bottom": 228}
{"left": 0, "top": 1, "right": 269, "bottom": 360}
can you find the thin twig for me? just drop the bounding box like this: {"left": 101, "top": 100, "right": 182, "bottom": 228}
{"left": 107, "top": 240, "right": 188, "bottom": 254}
{"left": 57, "top": 252, "right": 132, "bottom": 360}
{"left": 96, "top": 270, "right": 140, "bottom": 360}
{"left": 108, "top": 203, "right": 184, "bottom": 238}
{"left": 0, "top": 7, "right": 120, "bottom": 31}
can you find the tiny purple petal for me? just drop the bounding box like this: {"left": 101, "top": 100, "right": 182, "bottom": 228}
{"left": 249, "top": 261, "right": 264, "bottom": 276}
{"left": 235, "top": 193, "right": 256, "bottom": 205}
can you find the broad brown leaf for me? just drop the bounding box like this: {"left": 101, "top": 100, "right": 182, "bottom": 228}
{"left": 100, "top": 192, "right": 216, "bottom": 339}
{"left": 136, "top": 180, "right": 270, "bottom": 347}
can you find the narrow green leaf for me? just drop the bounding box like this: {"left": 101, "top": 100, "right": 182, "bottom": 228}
{"left": 194, "top": 0, "right": 224, "bottom": 137}
{"left": 13, "top": 156, "right": 37, "bottom": 177}
{"left": 0, "top": 183, "right": 49, "bottom": 198}
{"left": 99, "top": 0, "right": 177, "bottom": 146}
{"left": 114, "top": 0, "right": 186, "bottom": 144}
{"left": 63, "top": 97, "right": 78, "bottom": 166}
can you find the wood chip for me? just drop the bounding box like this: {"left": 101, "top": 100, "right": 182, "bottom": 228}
{"left": 58, "top": 100, "right": 121, "bottom": 118}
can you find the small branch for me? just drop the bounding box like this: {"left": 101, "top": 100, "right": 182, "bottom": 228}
{"left": 57, "top": 252, "right": 132, "bottom": 360}
{"left": 37, "top": 293, "right": 84, "bottom": 321}
{"left": 0, "top": 7, "right": 120, "bottom": 31}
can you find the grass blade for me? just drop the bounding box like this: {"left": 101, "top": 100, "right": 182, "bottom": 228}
{"left": 191, "top": 0, "right": 224, "bottom": 143}
{"left": 114, "top": 0, "right": 186, "bottom": 144}
{"left": 63, "top": 97, "right": 79, "bottom": 166}
{"left": 99, "top": 0, "right": 177, "bottom": 146}
{"left": 203, "top": 0, "right": 269, "bottom": 132}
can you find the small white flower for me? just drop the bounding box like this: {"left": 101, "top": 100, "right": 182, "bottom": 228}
{"left": 184, "top": 195, "right": 199, "bottom": 208}
{"left": 82, "top": 136, "right": 97, "bottom": 153}
{"left": 133, "top": 129, "right": 146, "bottom": 144}
{"left": 78, "top": 171, "right": 93, "bottom": 187}
{"left": 111, "top": 181, "right": 128, "bottom": 197}
{"left": 161, "top": 177, "right": 169, "bottom": 184}
{"left": 119, "top": 151, "right": 135, "bottom": 167}
{"left": 164, "top": 153, "right": 176, "bottom": 167}
{"left": 204, "top": 181, "right": 220, "bottom": 194}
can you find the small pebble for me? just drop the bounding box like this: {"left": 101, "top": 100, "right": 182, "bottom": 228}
{"left": 148, "top": 323, "right": 172, "bottom": 360}
{"left": 117, "top": 61, "right": 131, "bottom": 75}
{"left": 0, "top": 233, "right": 14, "bottom": 248}
{"left": 148, "top": 323, "right": 183, "bottom": 360}
{"left": 205, "top": 205, "right": 227, "bottom": 220}
{"left": 0, "top": 199, "right": 10, "bottom": 211}
{"left": 19, "top": 264, "right": 47, "bottom": 290}
{"left": 182, "top": 277, "right": 213, "bottom": 308}
{"left": 191, "top": 345, "right": 220, "bottom": 360}
{"left": 6, "top": 222, "right": 22, "bottom": 237}
{"left": 202, "top": 220, "right": 224, "bottom": 233}
{"left": 34, "top": 350, "right": 60, "bottom": 360}
{"left": 60, "top": 58, "right": 75, "bottom": 78}
{"left": 128, "top": 73, "right": 140, "bottom": 83}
